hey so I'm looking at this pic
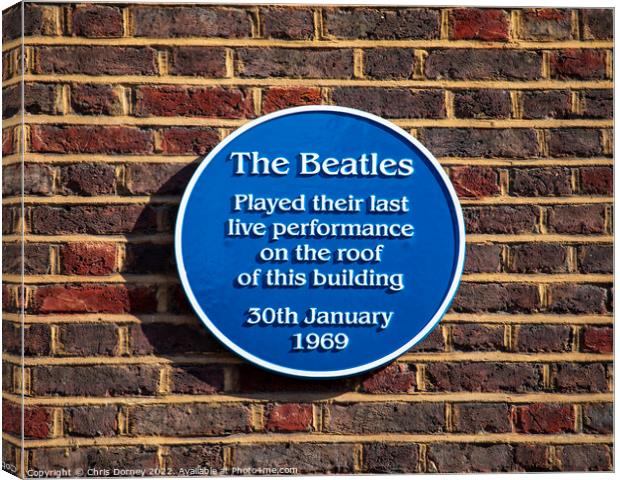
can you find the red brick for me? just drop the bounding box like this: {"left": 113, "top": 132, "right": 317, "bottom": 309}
{"left": 265, "top": 403, "right": 313, "bottom": 432}
{"left": 333, "top": 88, "right": 444, "bottom": 119}
{"left": 453, "top": 283, "right": 540, "bottom": 313}
{"left": 262, "top": 87, "right": 322, "bottom": 114}
{"left": 58, "top": 324, "right": 118, "bottom": 356}
{"left": 548, "top": 128, "right": 603, "bottom": 157}
{"left": 363, "top": 443, "right": 419, "bottom": 473}
{"left": 170, "top": 47, "right": 227, "bottom": 77}
{"left": 514, "top": 403, "right": 574, "bottom": 433}
{"left": 453, "top": 403, "right": 511, "bottom": 433}
{"left": 360, "top": 363, "right": 416, "bottom": 393}
{"left": 514, "top": 325, "right": 572, "bottom": 352}
{"left": 578, "top": 245, "right": 613, "bottom": 273}
{"left": 520, "top": 9, "right": 572, "bottom": 40}
{"left": 550, "top": 49, "right": 607, "bottom": 80}
{"left": 2, "top": 402, "right": 52, "bottom": 439}
{"left": 427, "top": 444, "right": 513, "bottom": 472}
{"left": 132, "top": 6, "right": 253, "bottom": 38}
{"left": 32, "top": 284, "right": 158, "bottom": 314}
{"left": 60, "top": 163, "right": 116, "bottom": 195}
{"left": 324, "top": 8, "right": 440, "bottom": 40}
{"left": 450, "top": 167, "right": 499, "bottom": 198}
{"left": 30, "top": 205, "right": 159, "bottom": 235}
{"left": 325, "top": 402, "right": 444, "bottom": 433}
{"left": 34, "top": 46, "right": 158, "bottom": 75}
{"left": 70, "top": 84, "right": 124, "bottom": 115}
{"left": 510, "top": 168, "right": 572, "bottom": 196}
{"left": 580, "top": 167, "right": 612, "bottom": 195}
{"left": 580, "top": 9, "right": 613, "bottom": 40}
{"left": 553, "top": 363, "right": 608, "bottom": 392}
{"left": 65, "top": 406, "right": 118, "bottom": 436}
{"left": 261, "top": 7, "right": 314, "bottom": 40}
{"left": 508, "top": 244, "right": 568, "bottom": 273}
{"left": 559, "top": 445, "right": 612, "bottom": 471}
{"left": 170, "top": 365, "right": 225, "bottom": 394}
{"left": 449, "top": 9, "right": 510, "bottom": 41}
{"left": 521, "top": 90, "right": 571, "bottom": 119}
{"left": 236, "top": 48, "right": 354, "bottom": 79}
{"left": 364, "top": 48, "right": 414, "bottom": 80}
{"left": 130, "top": 404, "right": 252, "bottom": 436}
{"left": 548, "top": 284, "right": 609, "bottom": 314}
{"left": 451, "top": 324, "right": 504, "bottom": 351}
{"left": 582, "top": 403, "right": 613, "bottom": 434}
{"left": 419, "top": 129, "right": 540, "bottom": 158}
{"left": 547, "top": 205, "right": 606, "bottom": 234}
{"left": 31, "top": 125, "right": 153, "bottom": 154}
{"left": 426, "top": 362, "right": 543, "bottom": 392}
{"left": 464, "top": 244, "right": 502, "bottom": 273}
{"left": 72, "top": 5, "right": 123, "bottom": 38}
{"left": 582, "top": 326, "right": 612, "bottom": 353}
{"left": 135, "top": 86, "right": 253, "bottom": 118}
{"left": 160, "top": 127, "right": 220, "bottom": 155}
{"left": 426, "top": 50, "right": 542, "bottom": 80}
{"left": 2, "top": 128, "right": 14, "bottom": 156}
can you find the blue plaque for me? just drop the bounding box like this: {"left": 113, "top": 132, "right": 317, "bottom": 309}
{"left": 176, "top": 106, "right": 465, "bottom": 378}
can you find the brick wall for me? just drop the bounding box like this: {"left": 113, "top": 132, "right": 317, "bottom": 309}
{"left": 2, "top": 2, "right": 613, "bottom": 475}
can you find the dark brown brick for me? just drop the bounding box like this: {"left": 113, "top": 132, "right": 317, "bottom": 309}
{"left": 265, "top": 403, "right": 313, "bottom": 432}
{"left": 581, "top": 90, "right": 613, "bottom": 119}
{"left": 130, "top": 404, "right": 252, "bottom": 436}
{"left": 2, "top": 243, "right": 50, "bottom": 274}
{"left": 520, "top": 9, "right": 573, "bottom": 40}
{"left": 450, "top": 167, "right": 500, "bottom": 198}
{"left": 451, "top": 324, "right": 504, "bottom": 351}
{"left": 3, "top": 83, "right": 58, "bottom": 118}
{"left": 262, "top": 87, "right": 322, "bottom": 114}
{"left": 521, "top": 90, "right": 571, "bottom": 119}
{"left": 454, "top": 90, "right": 511, "bottom": 118}
{"left": 548, "top": 128, "right": 603, "bottom": 157}
{"left": 360, "top": 364, "right": 416, "bottom": 394}
{"left": 464, "top": 206, "right": 540, "bottom": 234}
{"left": 167, "top": 446, "right": 223, "bottom": 471}
{"left": 60, "top": 164, "right": 116, "bottom": 195}
{"left": 126, "top": 163, "right": 196, "bottom": 195}
{"left": 325, "top": 402, "right": 444, "bottom": 433}
{"left": 508, "top": 244, "right": 568, "bottom": 273}
{"left": 558, "top": 445, "right": 612, "bottom": 471}
{"left": 515, "top": 325, "right": 572, "bottom": 352}
{"left": 30, "top": 446, "right": 158, "bottom": 472}
{"left": 363, "top": 443, "right": 419, "bottom": 473}
{"left": 550, "top": 49, "right": 607, "bottom": 80}
{"left": 426, "top": 50, "right": 542, "bottom": 80}
{"left": 261, "top": 7, "right": 314, "bottom": 40}
{"left": 160, "top": 127, "right": 220, "bottom": 155}
{"left": 426, "top": 362, "right": 543, "bottom": 392}
{"left": 553, "top": 363, "right": 609, "bottom": 392}
{"left": 169, "top": 47, "right": 227, "bottom": 77}
{"left": 510, "top": 168, "right": 572, "bottom": 196}
{"left": 65, "top": 406, "right": 118, "bottom": 436}
{"left": 132, "top": 6, "right": 253, "bottom": 38}
{"left": 30, "top": 205, "right": 159, "bottom": 235}
{"left": 70, "top": 84, "right": 124, "bottom": 115}
{"left": 34, "top": 46, "right": 158, "bottom": 75}
{"left": 170, "top": 366, "right": 225, "bottom": 394}
{"left": 3, "top": 3, "right": 57, "bottom": 41}
{"left": 236, "top": 364, "right": 350, "bottom": 393}
{"left": 124, "top": 243, "right": 174, "bottom": 274}
{"left": 364, "top": 48, "right": 414, "bottom": 79}
{"left": 129, "top": 322, "right": 219, "bottom": 355}
{"left": 332, "top": 88, "right": 444, "bottom": 118}
{"left": 408, "top": 328, "right": 445, "bottom": 352}
{"left": 58, "top": 324, "right": 118, "bottom": 356}
{"left": 31, "top": 125, "right": 154, "bottom": 154}
{"left": 548, "top": 284, "right": 609, "bottom": 314}
{"left": 547, "top": 205, "right": 606, "bottom": 234}
{"left": 236, "top": 48, "right": 354, "bottom": 79}
{"left": 580, "top": 166, "right": 612, "bottom": 195}
{"left": 464, "top": 244, "right": 502, "bottom": 273}
{"left": 514, "top": 403, "right": 574, "bottom": 433}
{"left": 419, "top": 128, "right": 540, "bottom": 158}
{"left": 449, "top": 9, "right": 510, "bottom": 41}
{"left": 580, "top": 9, "right": 613, "bottom": 40}
{"left": 427, "top": 444, "right": 513, "bottom": 472}
{"left": 514, "top": 445, "right": 550, "bottom": 471}
{"left": 582, "top": 403, "right": 613, "bottom": 434}
{"left": 453, "top": 403, "right": 511, "bottom": 433}
{"left": 72, "top": 5, "right": 123, "bottom": 38}
{"left": 453, "top": 283, "right": 540, "bottom": 313}
{"left": 324, "top": 8, "right": 440, "bottom": 40}
{"left": 31, "top": 365, "right": 160, "bottom": 396}
{"left": 2, "top": 323, "right": 51, "bottom": 356}
{"left": 231, "top": 443, "right": 355, "bottom": 473}
{"left": 578, "top": 245, "right": 613, "bottom": 273}
{"left": 582, "top": 326, "right": 613, "bottom": 353}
